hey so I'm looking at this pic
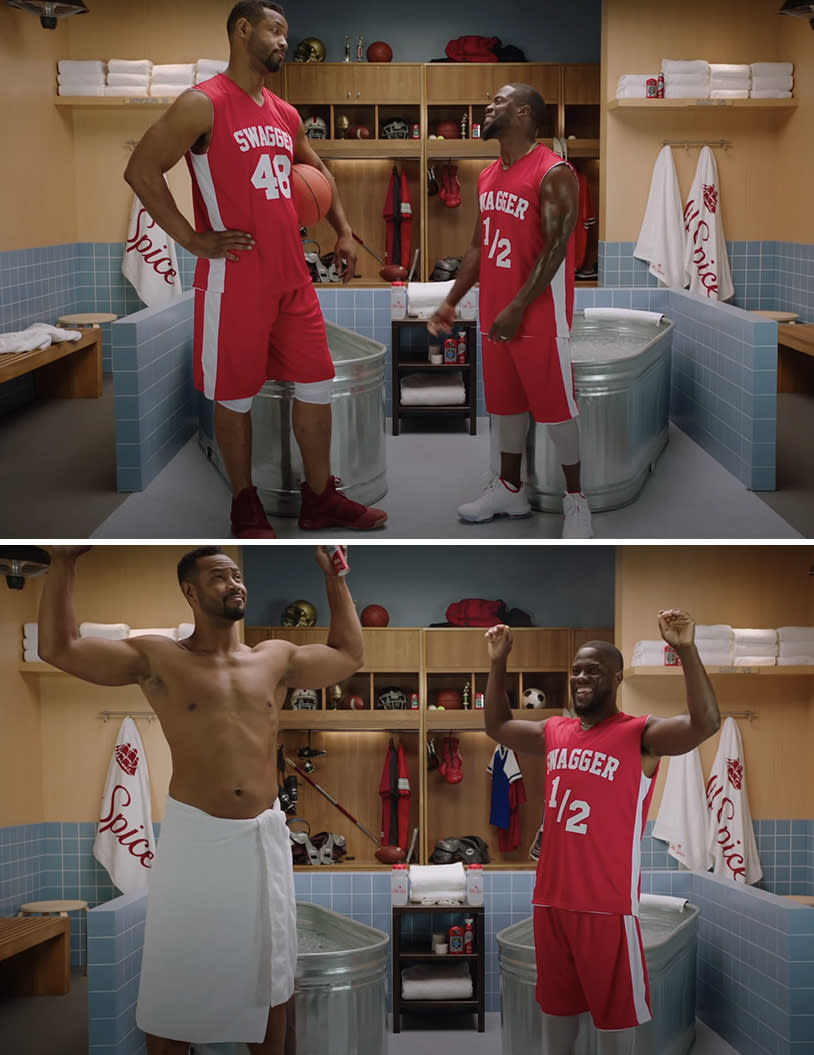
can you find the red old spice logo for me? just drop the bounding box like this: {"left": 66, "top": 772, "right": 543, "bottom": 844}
{"left": 705, "top": 774, "right": 746, "bottom": 880}
{"left": 726, "top": 757, "right": 743, "bottom": 791}
{"left": 703, "top": 183, "right": 718, "bottom": 214}
{"left": 98, "top": 784, "right": 154, "bottom": 868}
{"left": 125, "top": 208, "right": 179, "bottom": 287}
{"left": 115, "top": 743, "right": 138, "bottom": 776}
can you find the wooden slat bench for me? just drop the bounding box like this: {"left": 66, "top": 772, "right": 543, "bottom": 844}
{"left": 0, "top": 327, "right": 102, "bottom": 398}
{"left": 777, "top": 323, "right": 814, "bottom": 395}
{"left": 0, "top": 916, "right": 70, "bottom": 995}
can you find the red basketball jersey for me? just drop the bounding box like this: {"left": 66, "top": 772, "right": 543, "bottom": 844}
{"left": 477, "top": 145, "right": 576, "bottom": 340}
{"left": 533, "top": 712, "right": 657, "bottom": 916}
{"left": 186, "top": 74, "right": 309, "bottom": 294}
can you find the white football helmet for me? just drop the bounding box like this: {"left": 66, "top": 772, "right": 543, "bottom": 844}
{"left": 290, "top": 688, "right": 320, "bottom": 710}
{"left": 304, "top": 115, "right": 328, "bottom": 140}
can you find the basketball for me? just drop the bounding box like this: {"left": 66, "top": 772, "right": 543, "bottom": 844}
{"left": 361, "top": 604, "right": 389, "bottom": 627}
{"left": 366, "top": 41, "right": 393, "bottom": 62}
{"left": 291, "top": 164, "right": 332, "bottom": 227}
{"left": 435, "top": 120, "right": 461, "bottom": 140}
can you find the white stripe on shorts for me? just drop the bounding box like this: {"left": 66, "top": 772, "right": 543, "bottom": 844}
{"left": 201, "top": 290, "right": 222, "bottom": 400}
{"left": 624, "top": 914, "right": 652, "bottom": 1024}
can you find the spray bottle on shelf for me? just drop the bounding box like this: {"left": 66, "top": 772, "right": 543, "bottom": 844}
{"left": 391, "top": 863, "right": 409, "bottom": 905}
{"left": 466, "top": 863, "right": 484, "bottom": 905}
{"left": 463, "top": 916, "right": 474, "bottom": 954}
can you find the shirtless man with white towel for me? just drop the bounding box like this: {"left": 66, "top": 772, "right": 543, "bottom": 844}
{"left": 38, "top": 544, "right": 364, "bottom": 1055}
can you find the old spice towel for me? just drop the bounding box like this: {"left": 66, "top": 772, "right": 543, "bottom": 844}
{"left": 705, "top": 717, "right": 762, "bottom": 884}
{"left": 683, "top": 146, "right": 734, "bottom": 301}
{"left": 122, "top": 190, "right": 183, "bottom": 307}
{"left": 633, "top": 145, "right": 685, "bottom": 289}
{"left": 93, "top": 716, "right": 156, "bottom": 893}
{"left": 652, "top": 748, "right": 710, "bottom": 870}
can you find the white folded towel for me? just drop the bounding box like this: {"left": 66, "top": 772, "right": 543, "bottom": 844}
{"left": 777, "top": 655, "right": 814, "bottom": 666}
{"left": 750, "top": 75, "right": 793, "bottom": 91}
{"left": 617, "top": 75, "right": 654, "bottom": 87}
{"left": 23, "top": 622, "right": 38, "bottom": 639}
{"left": 640, "top": 893, "right": 690, "bottom": 911}
{"left": 732, "top": 640, "right": 777, "bottom": 655}
{"left": 696, "top": 650, "right": 733, "bottom": 666}
{"left": 151, "top": 63, "right": 196, "bottom": 83}
{"left": 709, "top": 64, "right": 751, "bottom": 79}
{"left": 79, "top": 621, "right": 131, "bottom": 639}
{"left": 178, "top": 623, "right": 195, "bottom": 640}
{"left": 632, "top": 640, "right": 670, "bottom": 665}
{"left": 710, "top": 90, "right": 749, "bottom": 99}
{"left": 582, "top": 307, "right": 665, "bottom": 325}
{"left": 58, "top": 85, "right": 106, "bottom": 96}
{"left": 664, "top": 84, "right": 710, "bottom": 99}
{"left": 750, "top": 89, "right": 792, "bottom": 98}
{"left": 662, "top": 59, "right": 710, "bottom": 76}
{"left": 750, "top": 62, "right": 793, "bottom": 77}
{"left": 733, "top": 655, "right": 776, "bottom": 666}
{"left": 104, "top": 86, "right": 149, "bottom": 97}
{"left": 0, "top": 324, "right": 82, "bottom": 355}
{"left": 663, "top": 72, "right": 710, "bottom": 85}
{"left": 107, "top": 59, "right": 153, "bottom": 74}
{"left": 106, "top": 72, "right": 151, "bottom": 86}
{"left": 732, "top": 628, "right": 777, "bottom": 644}
{"left": 633, "top": 145, "right": 685, "bottom": 289}
{"left": 777, "top": 626, "right": 814, "bottom": 642}
{"left": 23, "top": 648, "right": 44, "bottom": 663}
{"left": 58, "top": 59, "right": 106, "bottom": 75}
{"left": 196, "top": 58, "right": 228, "bottom": 71}
{"left": 150, "top": 84, "right": 189, "bottom": 98}
{"left": 406, "top": 280, "right": 455, "bottom": 318}
{"left": 408, "top": 862, "right": 466, "bottom": 902}
{"left": 128, "top": 627, "right": 179, "bottom": 639}
{"left": 695, "top": 624, "right": 734, "bottom": 640}
{"left": 402, "top": 962, "right": 472, "bottom": 1000}
{"left": 778, "top": 641, "right": 814, "bottom": 658}
{"left": 400, "top": 371, "right": 466, "bottom": 406}
{"left": 58, "top": 72, "right": 106, "bottom": 86}
{"left": 616, "top": 86, "right": 649, "bottom": 99}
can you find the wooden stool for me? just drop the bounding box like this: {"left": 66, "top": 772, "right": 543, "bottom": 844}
{"left": 754, "top": 310, "right": 800, "bottom": 323}
{"left": 18, "top": 900, "right": 89, "bottom": 975}
{"left": 57, "top": 312, "right": 118, "bottom": 329}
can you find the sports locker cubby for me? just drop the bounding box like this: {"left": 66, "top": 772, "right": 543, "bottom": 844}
{"left": 244, "top": 624, "right": 612, "bottom": 869}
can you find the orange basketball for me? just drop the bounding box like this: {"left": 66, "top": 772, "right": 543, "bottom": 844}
{"left": 291, "top": 164, "right": 332, "bottom": 227}
{"left": 361, "top": 604, "right": 389, "bottom": 627}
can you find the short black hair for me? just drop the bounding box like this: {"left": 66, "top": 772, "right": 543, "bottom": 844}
{"left": 177, "top": 546, "right": 227, "bottom": 586}
{"left": 227, "top": 1, "right": 285, "bottom": 37}
{"left": 508, "top": 83, "right": 547, "bottom": 138}
{"left": 577, "top": 640, "right": 625, "bottom": 672}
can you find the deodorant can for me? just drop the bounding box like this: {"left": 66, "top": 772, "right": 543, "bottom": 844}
{"left": 327, "top": 546, "right": 349, "bottom": 576}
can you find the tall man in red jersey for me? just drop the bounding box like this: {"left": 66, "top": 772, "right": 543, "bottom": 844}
{"left": 428, "top": 83, "right": 592, "bottom": 538}
{"left": 125, "top": 1, "right": 387, "bottom": 538}
{"left": 484, "top": 611, "right": 721, "bottom": 1055}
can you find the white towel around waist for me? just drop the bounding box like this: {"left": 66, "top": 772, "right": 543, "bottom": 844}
{"left": 402, "top": 962, "right": 472, "bottom": 1000}
{"left": 136, "top": 797, "right": 296, "bottom": 1043}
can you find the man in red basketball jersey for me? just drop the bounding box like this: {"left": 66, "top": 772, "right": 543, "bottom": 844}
{"left": 484, "top": 611, "right": 721, "bottom": 1054}
{"left": 125, "top": 1, "right": 387, "bottom": 537}
{"left": 427, "top": 83, "right": 592, "bottom": 538}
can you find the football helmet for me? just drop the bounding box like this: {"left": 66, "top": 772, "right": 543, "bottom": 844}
{"left": 294, "top": 38, "right": 326, "bottom": 63}
{"left": 381, "top": 118, "right": 410, "bottom": 140}
{"left": 281, "top": 600, "right": 318, "bottom": 627}
{"left": 290, "top": 688, "right": 320, "bottom": 710}
{"left": 376, "top": 686, "right": 407, "bottom": 710}
{"left": 303, "top": 115, "right": 328, "bottom": 140}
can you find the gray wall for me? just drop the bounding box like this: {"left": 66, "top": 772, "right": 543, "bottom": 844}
{"left": 283, "top": 0, "right": 601, "bottom": 64}
{"left": 243, "top": 543, "right": 616, "bottom": 628}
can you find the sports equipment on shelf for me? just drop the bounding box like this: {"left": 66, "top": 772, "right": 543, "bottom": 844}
{"left": 281, "top": 600, "right": 318, "bottom": 627}
{"left": 523, "top": 687, "right": 547, "bottom": 709}
{"left": 361, "top": 604, "right": 389, "bottom": 626}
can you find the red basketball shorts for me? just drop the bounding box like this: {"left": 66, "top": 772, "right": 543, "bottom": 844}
{"left": 533, "top": 905, "right": 652, "bottom": 1031}
{"left": 481, "top": 331, "right": 579, "bottom": 424}
{"left": 194, "top": 281, "right": 334, "bottom": 401}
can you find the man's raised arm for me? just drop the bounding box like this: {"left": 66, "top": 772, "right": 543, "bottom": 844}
{"left": 38, "top": 547, "right": 149, "bottom": 686}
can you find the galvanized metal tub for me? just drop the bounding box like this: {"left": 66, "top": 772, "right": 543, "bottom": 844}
{"left": 526, "top": 311, "right": 673, "bottom": 512}
{"left": 497, "top": 900, "right": 699, "bottom": 1055}
{"left": 203, "top": 902, "right": 389, "bottom": 1055}
{"left": 198, "top": 320, "right": 387, "bottom": 517}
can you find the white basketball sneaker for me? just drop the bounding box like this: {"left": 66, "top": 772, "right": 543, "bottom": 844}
{"left": 562, "top": 492, "right": 593, "bottom": 539}
{"left": 457, "top": 477, "right": 532, "bottom": 523}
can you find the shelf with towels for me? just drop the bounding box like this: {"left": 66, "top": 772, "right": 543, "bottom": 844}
{"left": 607, "top": 98, "right": 797, "bottom": 111}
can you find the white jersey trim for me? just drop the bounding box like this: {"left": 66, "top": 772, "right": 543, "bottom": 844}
{"left": 189, "top": 151, "right": 227, "bottom": 295}
{"left": 623, "top": 914, "right": 653, "bottom": 1025}
{"left": 200, "top": 289, "right": 222, "bottom": 400}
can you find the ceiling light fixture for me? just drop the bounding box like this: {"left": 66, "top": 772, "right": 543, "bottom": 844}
{"left": 779, "top": 0, "right": 814, "bottom": 28}
{"left": 0, "top": 547, "right": 51, "bottom": 590}
{"left": 6, "top": 1, "right": 88, "bottom": 30}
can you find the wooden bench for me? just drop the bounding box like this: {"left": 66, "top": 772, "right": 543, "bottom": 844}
{"left": 0, "top": 327, "right": 102, "bottom": 398}
{"left": 0, "top": 916, "right": 70, "bottom": 995}
{"left": 777, "top": 323, "right": 814, "bottom": 395}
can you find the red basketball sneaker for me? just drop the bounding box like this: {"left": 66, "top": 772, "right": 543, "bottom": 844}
{"left": 230, "top": 486, "right": 278, "bottom": 539}
{"left": 298, "top": 476, "right": 387, "bottom": 531}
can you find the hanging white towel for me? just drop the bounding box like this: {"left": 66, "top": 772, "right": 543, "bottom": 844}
{"left": 705, "top": 718, "right": 762, "bottom": 885}
{"left": 652, "top": 749, "right": 710, "bottom": 871}
{"left": 633, "top": 146, "right": 686, "bottom": 289}
{"left": 93, "top": 717, "right": 156, "bottom": 894}
{"left": 683, "top": 146, "right": 734, "bottom": 302}
{"left": 122, "top": 192, "right": 183, "bottom": 307}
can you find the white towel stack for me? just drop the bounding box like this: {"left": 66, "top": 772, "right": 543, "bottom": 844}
{"left": 57, "top": 59, "right": 107, "bottom": 96}
{"left": 661, "top": 58, "right": 710, "bottom": 99}
{"left": 708, "top": 63, "right": 751, "bottom": 99}
{"left": 632, "top": 640, "right": 671, "bottom": 666}
{"left": 106, "top": 58, "right": 152, "bottom": 97}
{"left": 400, "top": 371, "right": 466, "bottom": 406}
{"left": 615, "top": 74, "right": 656, "bottom": 100}
{"left": 776, "top": 627, "right": 814, "bottom": 666}
{"left": 694, "top": 624, "right": 734, "bottom": 666}
{"left": 402, "top": 962, "right": 472, "bottom": 1000}
{"left": 731, "top": 628, "right": 777, "bottom": 666}
{"left": 408, "top": 862, "right": 466, "bottom": 903}
{"left": 79, "top": 621, "right": 131, "bottom": 639}
{"left": 195, "top": 58, "right": 228, "bottom": 83}
{"left": 150, "top": 63, "right": 196, "bottom": 98}
{"left": 22, "top": 622, "right": 41, "bottom": 663}
{"left": 750, "top": 62, "right": 793, "bottom": 98}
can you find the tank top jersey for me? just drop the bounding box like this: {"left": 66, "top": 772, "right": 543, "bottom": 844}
{"left": 477, "top": 145, "right": 576, "bottom": 341}
{"left": 532, "top": 712, "right": 657, "bottom": 916}
{"left": 186, "top": 74, "right": 310, "bottom": 294}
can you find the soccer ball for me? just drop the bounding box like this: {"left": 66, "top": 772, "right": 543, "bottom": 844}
{"left": 523, "top": 687, "right": 546, "bottom": 709}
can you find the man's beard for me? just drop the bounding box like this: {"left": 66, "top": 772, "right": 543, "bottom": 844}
{"left": 264, "top": 55, "right": 282, "bottom": 73}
